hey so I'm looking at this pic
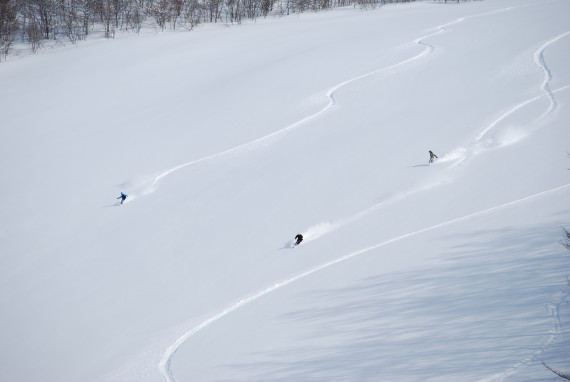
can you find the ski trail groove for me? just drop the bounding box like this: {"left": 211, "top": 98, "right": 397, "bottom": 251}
{"left": 142, "top": 6, "right": 516, "bottom": 195}
{"left": 533, "top": 31, "right": 570, "bottom": 119}
{"left": 147, "top": 47, "right": 429, "bottom": 192}
{"left": 442, "top": 84, "right": 570, "bottom": 169}
{"left": 475, "top": 31, "right": 570, "bottom": 142}
{"left": 441, "top": 30, "right": 570, "bottom": 169}
{"left": 301, "top": 180, "right": 445, "bottom": 243}
{"left": 473, "top": 86, "right": 570, "bottom": 146}
{"left": 158, "top": 183, "right": 570, "bottom": 382}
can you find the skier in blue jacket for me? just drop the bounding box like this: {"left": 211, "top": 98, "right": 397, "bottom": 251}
{"left": 117, "top": 192, "right": 128, "bottom": 205}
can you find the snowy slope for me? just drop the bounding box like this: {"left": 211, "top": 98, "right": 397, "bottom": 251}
{"left": 1, "top": 0, "right": 570, "bottom": 381}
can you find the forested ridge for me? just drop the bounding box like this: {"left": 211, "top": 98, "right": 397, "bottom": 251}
{"left": 0, "top": 0, "right": 463, "bottom": 59}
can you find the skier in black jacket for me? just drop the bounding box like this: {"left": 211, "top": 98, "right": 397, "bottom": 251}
{"left": 428, "top": 150, "right": 438, "bottom": 165}
{"left": 294, "top": 234, "right": 303, "bottom": 246}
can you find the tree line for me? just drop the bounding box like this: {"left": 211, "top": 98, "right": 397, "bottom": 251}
{"left": 0, "top": 0, "right": 464, "bottom": 60}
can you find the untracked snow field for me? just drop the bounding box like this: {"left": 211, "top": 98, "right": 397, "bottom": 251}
{"left": 1, "top": 0, "right": 570, "bottom": 381}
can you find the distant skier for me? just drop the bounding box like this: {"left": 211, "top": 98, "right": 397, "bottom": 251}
{"left": 294, "top": 234, "right": 303, "bottom": 246}
{"left": 428, "top": 150, "right": 438, "bottom": 165}
{"left": 117, "top": 192, "right": 128, "bottom": 205}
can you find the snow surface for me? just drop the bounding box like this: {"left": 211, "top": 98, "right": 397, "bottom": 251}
{"left": 1, "top": 0, "right": 570, "bottom": 381}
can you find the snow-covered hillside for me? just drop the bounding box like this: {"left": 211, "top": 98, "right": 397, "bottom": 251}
{"left": 1, "top": 0, "right": 570, "bottom": 381}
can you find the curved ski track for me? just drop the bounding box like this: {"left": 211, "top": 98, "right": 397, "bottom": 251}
{"left": 533, "top": 31, "right": 570, "bottom": 119}
{"left": 145, "top": 42, "right": 428, "bottom": 192}
{"left": 139, "top": 5, "right": 516, "bottom": 195}
{"left": 152, "top": 4, "right": 570, "bottom": 381}
{"left": 159, "top": 183, "right": 570, "bottom": 382}
{"left": 474, "top": 31, "right": 570, "bottom": 143}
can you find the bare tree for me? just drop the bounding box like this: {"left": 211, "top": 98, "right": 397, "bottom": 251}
{"left": 260, "top": 0, "right": 273, "bottom": 17}
{"left": 22, "top": 4, "right": 44, "bottom": 52}
{"left": 33, "top": 0, "right": 57, "bottom": 40}
{"left": 169, "top": 0, "right": 183, "bottom": 29}
{"left": 542, "top": 224, "right": 570, "bottom": 380}
{"left": 59, "top": 0, "right": 89, "bottom": 43}
{"left": 226, "top": 0, "right": 243, "bottom": 24}
{"left": 182, "top": 0, "right": 201, "bottom": 29}
{"left": 151, "top": 0, "right": 169, "bottom": 30}
{"left": 0, "top": 0, "right": 19, "bottom": 60}
{"left": 543, "top": 360, "right": 570, "bottom": 381}
{"left": 125, "top": 0, "right": 143, "bottom": 33}
{"left": 563, "top": 227, "right": 570, "bottom": 251}
{"left": 205, "top": 0, "right": 223, "bottom": 23}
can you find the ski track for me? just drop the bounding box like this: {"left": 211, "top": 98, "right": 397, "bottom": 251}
{"left": 532, "top": 31, "right": 570, "bottom": 119}
{"left": 299, "top": 19, "right": 570, "bottom": 247}
{"left": 143, "top": 42, "right": 429, "bottom": 193}
{"left": 301, "top": 179, "right": 446, "bottom": 244}
{"left": 294, "top": 28, "right": 570, "bottom": 380}
{"left": 158, "top": 183, "right": 570, "bottom": 382}
{"left": 443, "top": 84, "right": 570, "bottom": 169}
{"left": 476, "top": 30, "right": 570, "bottom": 141}
{"left": 156, "top": 5, "right": 562, "bottom": 381}
{"left": 140, "top": 43, "right": 430, "bottom": 194}
{"left": 132, "top": 4, "right": 518, "bottom": 197}
{"left": 445, "top": 31, "right": 570, "bottom": 168}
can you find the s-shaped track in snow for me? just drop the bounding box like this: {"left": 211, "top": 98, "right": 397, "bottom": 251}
{"left": 139, "top": 6, "right": 516, "bottom": 195}
{"left": 474, "top": 30, "right": 570, "bottom": 143}
{"left": 146, "top": 44, "right": 428, "bottom": 192}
